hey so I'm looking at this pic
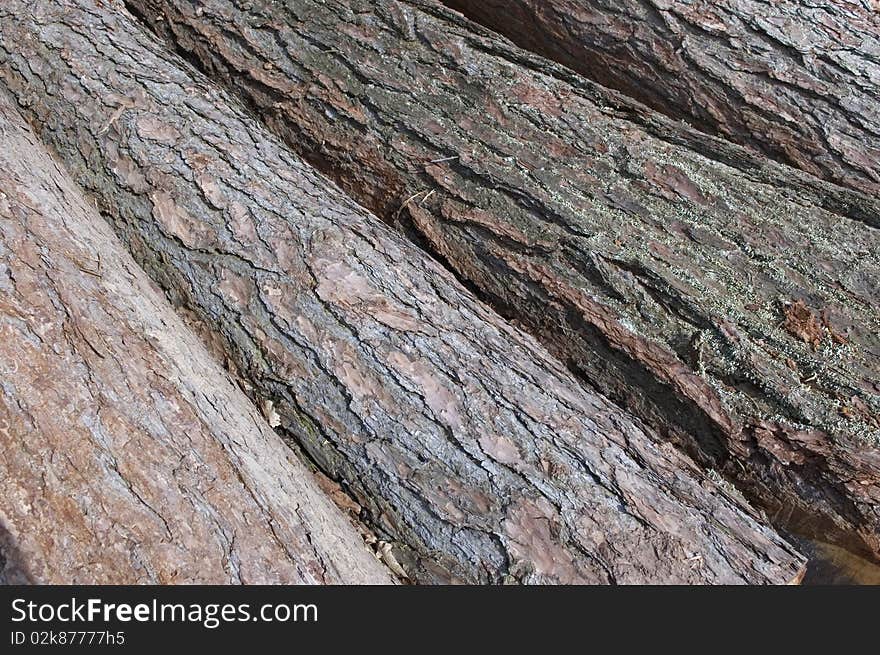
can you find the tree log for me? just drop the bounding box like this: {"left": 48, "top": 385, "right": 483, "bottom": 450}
{"left": 0, "top": 91, "right": 393, "bottom": 585}
{"left": 0, "top": 0, "right": 807, "bottom": 584}
{"left": 443, "top": 0, "right": 880, "bottom": 198}
{"left": 119, "top": 0, "right": 880, "bottom": 560}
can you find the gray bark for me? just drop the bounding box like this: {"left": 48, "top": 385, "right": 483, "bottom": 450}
{"left": 444, "top": 0, "right": 880, "bottom": 198}
{"left": 0, "top": 90, "right": 394, "bottom": 585}
{"left": 0, "top": 0, "right": 807, "bottom": 584}
{"left": 120, "top": 0, "right": 880, "bottom": 561}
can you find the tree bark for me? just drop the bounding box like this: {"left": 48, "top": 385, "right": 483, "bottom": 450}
{"left": 444, "top": 0, "right": 880, "bottom": 199}
{"left": 0, "top": 91, "right": 393, "bottom": 585}
{"left": 118, "top": 0, "right": 880, "bottom": 561}
{"left": 0, "top": 0, "right": 808, "bottom": 584}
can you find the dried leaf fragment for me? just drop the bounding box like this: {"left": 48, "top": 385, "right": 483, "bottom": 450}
{"left": 782, "top": 300, "right": 823, "bottom": 349}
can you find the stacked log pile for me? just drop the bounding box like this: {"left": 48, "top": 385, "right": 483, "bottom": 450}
{"left": 0, "top": 90, "right": 393, "bottom": 584}
{"left": 0, "top": 0, "right": 876, "bottom": 584}
{"left": 118, "top": 0, "right": 880, "bottom": 561}
{"left": 443, "top": 0, "right": 880, "bottom": 197}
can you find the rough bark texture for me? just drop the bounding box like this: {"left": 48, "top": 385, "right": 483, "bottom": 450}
{"left": 120, "top": 0, "right": 880, "bottom": 560}
{"left": 0, "top": 91, "right": 393, "bottom": 585}
{"left": 444, "top": 0, "right": 880, "bottom": 198}
{"left": 0, "top": 0, "right": 808, "bottom": 584}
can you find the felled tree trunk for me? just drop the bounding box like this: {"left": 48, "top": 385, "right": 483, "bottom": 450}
{"left": 119, "top": 0, "right": 880, "bottom": 561}
{"left": 444, "top": 0, "right": 880, "bottom": 198}
{"left": 0, "top": 91, "right": 393, "bottom": 585}
{"left": 0, "top": 0, "right": 807, "bottom": 584}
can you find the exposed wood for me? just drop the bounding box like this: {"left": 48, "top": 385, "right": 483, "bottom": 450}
{"left": 121, "top": 0, "right": 880, "bottom": 559}
{"left": 0, "top": 0, "right": 807, "bottom": 584}
{"left": 0, "top": 91, "right": 394, "bottom": 585}
{"left": 444, "top": 0, "right": 880, "bottom": 198}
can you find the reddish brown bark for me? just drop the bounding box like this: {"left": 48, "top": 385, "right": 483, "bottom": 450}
{"left": 445, "top": 0, "right": 880, "bottom": 198}
{"left": 0, "top": 91, "right": 394, "bottom": 585}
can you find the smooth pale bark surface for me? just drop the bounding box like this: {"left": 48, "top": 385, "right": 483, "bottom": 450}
{"left": 121, "top": 0, "right": 880, "bottom": 560}
{"left": 0, "top": 92, "right": 394, "bottom": 585}
{"left": 444, "top": 0, "right": 880, "bottom": 197}
{"left": 0, "top": 0, "right": 807, "bottom": 584}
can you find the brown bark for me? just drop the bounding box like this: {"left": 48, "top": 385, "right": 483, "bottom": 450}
{"left": 0, "top": 0, "right": 807, "bottom": 584}
{"left": 0, "top": 91, "right": 393, "bottom": 585}
{"left": 118, "top": 0, "right": 880, "bottom": 560}
{"left": 444, "top": 0, "right": 880, "bottom": 198}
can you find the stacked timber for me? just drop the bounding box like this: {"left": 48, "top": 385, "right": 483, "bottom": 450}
{"left": 443, "top": 0, "right": 880, "bottom": 197}
{"left": 0, "top": 0, "right": 810, "bottom": 584}
{"left": 0, "top": 91, "right": 394, "bottom": 584}
{"left": 113, "top": 0, "right": 880, "bottom": 561}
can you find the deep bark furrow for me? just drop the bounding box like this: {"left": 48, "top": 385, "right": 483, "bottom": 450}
{"left": 0, "top": 90, "right": 393, "bottom": 585}
{"left": 0, "top": 0, "right": 807, "bottom": 584}
{"left": 120, "top": 0, "right": 880, "bottom": 559}
{"left": 443, "top": 0, "right": 880, "bottom": 198}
